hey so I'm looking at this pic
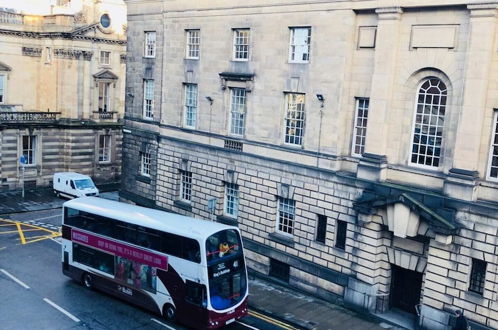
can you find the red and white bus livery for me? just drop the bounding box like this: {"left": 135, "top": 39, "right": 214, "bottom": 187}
{"left": 61, "top": 197, "right": 248, "bottom": 329}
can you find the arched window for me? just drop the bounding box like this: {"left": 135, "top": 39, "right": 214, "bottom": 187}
{"left": 410, "top": 78, "right": 447, "bottom": 167}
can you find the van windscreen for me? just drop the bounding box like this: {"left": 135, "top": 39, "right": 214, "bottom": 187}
{"left": 75, "top": 179, "right": 95, "bottom": 189}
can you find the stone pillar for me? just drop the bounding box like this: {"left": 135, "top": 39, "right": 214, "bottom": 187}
{"left": 357, "top": 7, "right": 403, "bottom": 182}
{"left": 444, "top": 4, "right": 497, "bottom": 200}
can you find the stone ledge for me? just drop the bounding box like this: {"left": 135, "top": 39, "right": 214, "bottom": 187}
{"left": 173, "top": 200, "right": 192, "bottom": 212}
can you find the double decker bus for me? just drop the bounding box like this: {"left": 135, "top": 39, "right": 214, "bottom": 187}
{"left": 61, "top": 197, "right": 248, "bottom": 329}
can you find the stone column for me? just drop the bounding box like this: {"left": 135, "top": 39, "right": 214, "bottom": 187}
{"left": 357, "top": 7, "right": 403, "bottom": 182}
{"left": 444, "top": 4, "right": 497, "bottom": 201}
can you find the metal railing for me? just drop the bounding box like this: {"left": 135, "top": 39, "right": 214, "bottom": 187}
{"left": 0, "top": 112, "right": 60, "bottom": 122}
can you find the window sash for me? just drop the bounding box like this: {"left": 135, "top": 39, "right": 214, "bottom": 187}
{"left": 284, "top": 93, "right": 306, "bottom": 145}
{"left": 184, "top": 84, "right": 198, "bottom": 128}
{"left": 277, "top": 197, "right": 295, "bottom": 235}
{"left": 233, "top": 29, "right": 249, "bottom": 60}
{"left": 144, "top": 32, "right": 156, "bottom": 57}
{"left": 98, "top": 82, "right": 111, "bottom": 112}
{"left": 352, "top": 98, "right": 369, "bottom": 156}
{"left": 180, "top": 170, "right": 192, "bottom": 201}
{"left": 230, "top": 88, "right": 246, "bottom": 136}
{"left": 487, "top": 111, "right": 498, "bottom": 180}
{"left": 22, "top": 135, "right": 36, "bottom": 165}
{"left": 289, "top": 27, "right": 311, "bottom": 63}
{"left": 224, "top": 183, "right": 239, "bottom": 217}
{"left": 335, "top": 220, "right": 347, "bottom": 250}
{"left": 469, "top": 259, "right": 487, "bottom": 295}
{"left": 186, "top": 30, "right": 200, "bottom": 59}
{"left": 98, "top": 135, "right": 111, "bottom": 162}
{"left": 140, "top": 151, "right": 151, "bottom": 176}
{"left": 100, "top": 51, "right": 110, "bottom": 65}
{"left": 410, "top": 78, "right": 447, "bottom": 168}
{"left": 143, "top": 80, "right": 154, "bottom": 119}
{"left": 0, "top": 75, "right": 4, "bottom": 103}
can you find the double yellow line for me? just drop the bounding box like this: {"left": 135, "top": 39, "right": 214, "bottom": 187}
{"left": 249, "top": 309, "right": 301, "bottom": 330}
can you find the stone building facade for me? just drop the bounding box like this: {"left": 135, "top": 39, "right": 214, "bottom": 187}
{"left": 0, "top": 0, "right": 126, "bottom": 190}
{"left": 122, "top": 1, "right": 498, "bottom": 329}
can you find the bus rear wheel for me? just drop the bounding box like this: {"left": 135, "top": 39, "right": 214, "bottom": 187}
{"left": 163, "top": 304, "right": 176, "bottom": 322}
{"left": 82, "top": 273, "right": 93, "bottom": 289}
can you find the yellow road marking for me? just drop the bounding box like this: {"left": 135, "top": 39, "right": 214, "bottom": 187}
{"left": 15, "top": 222, "right": 26, "bottom": 244}
{"left": 248, "top": 310, "right": 299, "bottom": 330}
{"left": 0, "top": 218, "right": 60, "bottom": 245}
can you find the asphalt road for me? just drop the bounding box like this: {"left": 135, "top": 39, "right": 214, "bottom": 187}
{"left": 0, "top": 208, "right": 297, "bottom": 330}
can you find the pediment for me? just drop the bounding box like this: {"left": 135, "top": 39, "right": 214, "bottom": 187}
{"left": 354, "top": 191, "right": 458, "bottom": 238}
{"left": 71, "top": 23, "right": 115, "bottom": 39}
{"left": 0, "top": 61, "right": 12, "bottom": 72}
{"left": 93, "top": 69, "right": 118, "bottom": 80}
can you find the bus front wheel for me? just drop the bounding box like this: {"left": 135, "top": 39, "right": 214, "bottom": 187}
{"left": 82, "top": 273, "right": 93, "bottom": 289}
{"left": 163, "top": 304, "right": 176, "bottom": 322}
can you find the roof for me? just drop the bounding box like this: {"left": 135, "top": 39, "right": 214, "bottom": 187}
{"left": 54, "top": 172, "right": 91, "bottom": 180}
{"left": 63, "top": 197, "right": 237, "bottom": 240}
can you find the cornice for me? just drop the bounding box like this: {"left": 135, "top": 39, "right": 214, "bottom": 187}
{"left": 0, "top": 28, "right": 126, "bottom": 45}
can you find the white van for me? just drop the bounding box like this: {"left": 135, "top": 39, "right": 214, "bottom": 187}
{"left": 53, "top": 172, "right": 99, "bottom": 199}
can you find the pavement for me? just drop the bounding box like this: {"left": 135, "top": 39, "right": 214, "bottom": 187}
{"left": 0, "top": 186, "right": 402, "bottom": 330}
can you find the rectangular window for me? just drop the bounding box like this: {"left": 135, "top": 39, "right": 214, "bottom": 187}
{"left": 316, "top": 214, "right": 327, "bottom": 243}
{"left": 73, "top": 243, "right": 115, "bottom": 275}
{"left": 143, "top": 79, "right": 154, "bottom": 119}
{"left": 98, "top": 135, "right": 111, "bottom": 163}
{"left": 22, "top": 135, "right": 36, "bottom": 165}
{"left": 180, "top": 170, "right": 193, "bottom": 202}
{"left": 352, "top": 98, "right": 369, "bottom": 156}
{"left": 487, "top": 111, "right": 498, "bottom": 180}
{"left": 277, "top": 197, "right": 295, "bottom": 235}
{"left": 140, "top": 150, "right": 151, "bottom": 177}
{"left": 186, "top": 29, "right": 200, "bottom": 59}
{"left": 0, "top": 74, "right": 5, "bottom": 103}
{"left": 469, "top": 258, "right": 487, "bottom": 295}
{"left": 335, "top": 220, "right": 347, "bottom": 250}
{"left": 184, "top": 84, "right": 198, "bottom": 128}
{"left": 230, "top": 88, "right": 246, "bottom": 136}
{"left": 144, "top": 31, "right": 156, "bottom": 58}
{"left": 224, "top": 183, "right": 239, "bottom": 218}
{"left": 284, "top": 93, "right": 306, "bottom": 146}
{"left": 289, "top": 27, "right": 311, "bottom": 63}
{"left": 98, "top": 82, "right": 111, "bottom": 112}
{"left": 100, "top": 51, "right": 110, "bottom": 65}
{"left": 233, "top": 29, "right": 250, "bottom": 61}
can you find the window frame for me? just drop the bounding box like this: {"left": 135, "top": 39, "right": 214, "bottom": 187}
{"left": 143, "top": 79, "right": 154, "bottom": 120}
{"left": 315, "top": 214, "right": 327, "bottom": 244}
{"left": 468, "top": 258, "right": 487, "bottom": 295}
{"left": 486, "top": 110, "right": 498, "bottom": 181}
{"left": 352, "top": 97, "right": 369, "bottom": 157}
{"left": 98, "top": 135, "right": 111, "bottom": 163}
{"left": 144, "top": 31, "right": 156, "bottom": 58}
{"left": 335, "top": 220, "right": 347, "bottom": 250}
{"left": 0, "top": 74, "right": 5, "bottom": 104}
{"left": 186, "top": 29, "right": 200, "bottom": 60}
{"left": 21, "top": 135, "right": 36, "bottom": 166}
{"left": 100, "top": 51, "right": 111, "bottom": 65}
{"left": 409, "top": 78, "right": 447, "bottom": 169}
{"left": 232, "top": 28, "right": 250, "bottom": 61}
{"left": 276, "top": 197, "right": 295, "bottom": 236}
{"left": 140, "top": 149, "right": 152, "bottom": 177}
{"left": 229, "top": 88, "right": 247, "bottom": 136}
{"left": 223, "top": 182, "right": 239, "bottom": 218}
{"left": 283, "top": 93, "right": 306, "bottom": 146}
{"left": 98, "top": 81, "right": 111, "bottom": 112}
{"left": 289, "top": 27, "right": 311, "bottom": 64}
{"left": 179, "top": 170, "right": 193, "bottom": 202}
{"left": 183, "top": 83, "right": 198, "bottom": 129}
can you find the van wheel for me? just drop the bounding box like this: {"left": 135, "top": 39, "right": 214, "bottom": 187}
{"left": 82, "top": 273, "right": 93, "bottom": 289}
{"left": 163, "top": 304, "right": 176, "bottom": 322}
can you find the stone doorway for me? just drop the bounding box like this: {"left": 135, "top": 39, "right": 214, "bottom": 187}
{"left": 390, "top": 264, "right": 423, "bottom": 315}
